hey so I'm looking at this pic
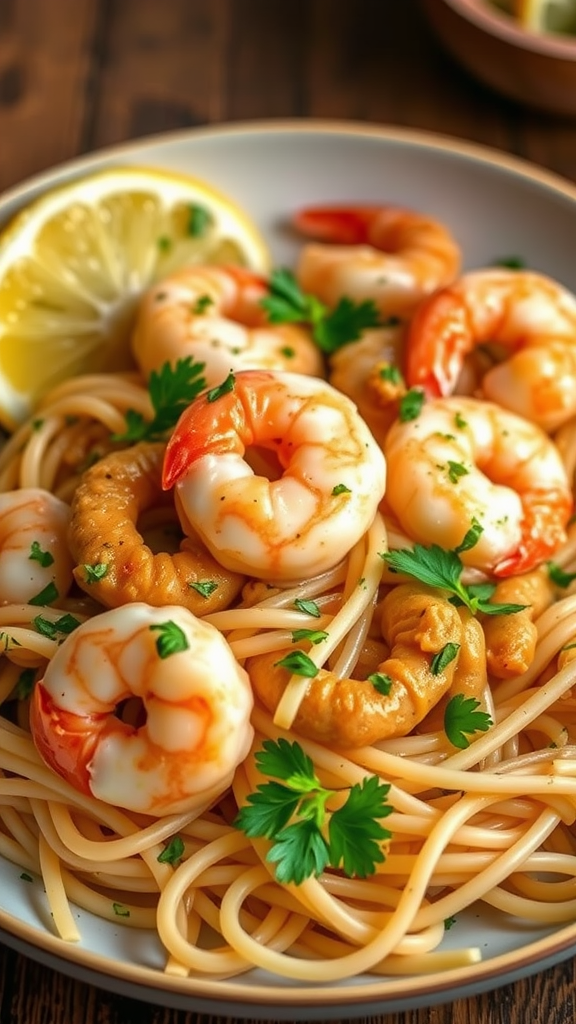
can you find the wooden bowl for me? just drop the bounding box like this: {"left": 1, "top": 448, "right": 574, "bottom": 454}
{"left": 422, "top": 0, "right": 576, "bottom": 116}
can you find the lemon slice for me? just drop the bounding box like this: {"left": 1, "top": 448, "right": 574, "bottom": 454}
{"left": 0, "top": 166, "right": 270, "bottom": 430}
{"left": 513, "top": 0, "right": 576, "bottom": 32}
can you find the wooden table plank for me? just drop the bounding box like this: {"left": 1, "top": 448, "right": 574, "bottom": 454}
{"left": 2, "top": 1, "right": 576, "bottom": 1022}
{"left": 0, "top": 0, "right": 99, "bottom": 191}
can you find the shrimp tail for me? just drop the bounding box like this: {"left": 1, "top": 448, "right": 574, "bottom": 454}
{"left": 493, "top": 487, "right": 573, "bottom": 577}
{"left": 162, "top": 392, "right": 244, "bottom": 489}
{"left": 293, "top": 206, "right": 381, "bottom": 244}
{"left": 404, "top": 288, "right": 471, "bottom": 396}
{"left": 30, "top": 681, "right": 106, "bottom": 795}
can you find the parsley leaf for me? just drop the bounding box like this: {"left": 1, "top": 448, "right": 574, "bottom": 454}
{"left": 275, "top": 650, "right": 319, "bottom": 677}
{"left": 399, "top": 388, "right": 425, "bottom": 422}
{"left": 82, "top": 563, "right": 108, "bottom": 584}
{"left": 261, "top": 268, "right": 381, "bottom": 354}
{"left": 33, "top": 613, "right": 81, "bottom": 639}
{"left": 382, "top": 543, "right": 527, "bottom": 617}
{"left": 328, "top": 775, "right": 391, "bottom": 878}
{"left": 189, "top": 580, "right": 218, "bottom": 598}
{"left": 149, "top": 621, "right": 189, "bottom": 659}
{"left": 547, "top": 561, "right": 576, "bottom": 589}
{"left": 234, "top": 738, "right": 392, "bottom": 884}
{"left": 157, "top": 836, "right": 185, "bottom": 865}
{"left": 29, "top": 541, "right": 54, "bottom": 568}
{"left": 430, "top": 642, "right": 460, "bottom": 676}
{"left": 293, "top": 598, "right": 321, "bottom": 618}
{"left": 14, "top": 668, "right": 36, "bottom": 700}
{"left": 444, "top": 694, "right": 493, "bottom": 749}
{"left": 291, "top": 628, "right": 329, "bottom": 645}
{"left": 368, "top": 672, "right": 393, "bottom": 694}
{"left": 113, "top": 357, "right": 206, "bottom": 443}
{"left": 28, "top": 581, "right": 59, "bottom": 607}
{"left": 267, "top": 818, "right": 331, "bottom": 884}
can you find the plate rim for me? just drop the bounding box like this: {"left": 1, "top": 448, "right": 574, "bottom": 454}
{"left": 3, "top": 117, "right": 576, "bottom": 215}
{"left": 3, "top": 117, "right": 576, "bottom": 1016}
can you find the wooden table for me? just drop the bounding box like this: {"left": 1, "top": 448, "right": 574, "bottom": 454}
{"left": 2, "top": 1, "right": 576, "bottom": 1021}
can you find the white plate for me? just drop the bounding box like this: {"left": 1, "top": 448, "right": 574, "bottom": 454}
{"left": 3, "top": 119, "right": 576, "bottom": 1018}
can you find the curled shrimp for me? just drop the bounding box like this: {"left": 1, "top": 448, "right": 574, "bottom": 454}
{"left": 404, "top": 269, "right": 576, "bottom": 432}
{"left": 383, "top": 396, "right": 572, "bottom": 578}
{"left": 328, "top": 320, "right": 407, "bottom": 448}
{"left": 481, "top": 568, "right": 556, "bottom": 679}
{"left": 0, "top": 488, "right": 74, "bottom": 605}
{"left": 132, "top": 264, "right": 324, "bottom": 383}
{"left": 247, "top": 583, "right": 469, "bottom": 747}
{"left": 162, "top": 369, "right": 387, "bottom": 581}
{"left": 68, "top": 442, "right": 245, "bottom": 614}
{"left": 30, "top": 602, "right": 254, "bottom": 815}
{"left": 294, "top": 205, "right": 461, "bottom": 319}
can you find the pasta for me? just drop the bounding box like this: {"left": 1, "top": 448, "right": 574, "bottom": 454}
{"left": 2, "top": 198, "right": 576, "bottom": 988}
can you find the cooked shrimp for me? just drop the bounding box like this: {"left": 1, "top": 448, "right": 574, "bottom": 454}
{"left": 404, "top": 269, "right": 576, "bottom": 432}
{"left": 247, "top": 583, "right": 467, "bottom": 747}
{"left": 0, "top": 488, "right": 74, "bottom": 605}
{"left": 383, "top": 396, "right": 572, "bottom": 578}
{"left": 68, "top": 442, "right": 244, "bottom": 614}
{"left": 421, "top": 610, "right": 487, "bottom": 733}
{"left": 294, "top": 205, "right": 461, "bottom": 319}
{"left": 30, "top": 602, "right": 254, "bottom": 815}
{"left": 328, "top": 320, "right": 406, "bottom": 447}
{"left": 132, "top": 264, "right": 324, "bottom": 383}
{"left": 481, "top": 568, "right": 556, "bottom": 679}
{"left": 162, "top": 369, "right": 387, "bottom": 581}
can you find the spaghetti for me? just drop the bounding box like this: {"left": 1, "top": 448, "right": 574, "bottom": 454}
{"left": 1, "top": 224, "right": 576, "bottom": 986}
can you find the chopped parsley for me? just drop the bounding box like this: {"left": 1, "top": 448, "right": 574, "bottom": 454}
{"left": 291, "top": 628, "right": 329, "bottom": 645}
{"left": 275, "top": 650, "right": 319, "bottom": 677}
{"left": 150, "top": 620, "right": 189, "bottom": 659}
{"left": 206, "top": 370, "right": 235, "bottom": 402}
{"left": 261, "top": 268, "right": 381, "bottom": 354}
{"left": 189, "top": 580, "right": 219, "bottom": 598}
{"left": 157, "top": 835, "right": 185, "bottom": 865}
{"left": 82, "top": 563, "right": 109, "bottom": 584}
{"left": 28, "top": 581, "right": 59, "bottom": 607}
{"left": 29, "top": 541, "right": 54, "bottom": 568}
{"left": 444, "top": 694, "right": 493, "bottom": 749}
{"left": 430, "top": 642, "right": 460, "bottom": 676}
{"left": 293, "top": 598, "right": 321, "bottom": 618}
{"left": 398, "top": 388, "right": 425, "bottom": 422}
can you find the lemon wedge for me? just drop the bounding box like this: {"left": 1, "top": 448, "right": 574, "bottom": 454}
{"left": 512, "top": 0, "right": 576, "bottom": 32}
{"left": 0, "top": 166, "right": 270, "bottom": 430}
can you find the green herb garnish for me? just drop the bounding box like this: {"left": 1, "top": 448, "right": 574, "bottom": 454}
{"left": 444, "top": 694, "right": 493, "bottom": 749}
{"left": 150, "top": 621, "right": 189, "bottom": 659}
{"left": 234, "top": 738, "right": 392, "bottom": 883}
{"left": 113, "top": 357, "right": 206, "bottom": 442}
{"left": 261, "top": 268, "right": 381, "bottom": 354}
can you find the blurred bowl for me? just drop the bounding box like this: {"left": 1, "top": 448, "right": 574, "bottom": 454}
{"left": 422, "top": 0, "right": 576, "bottom": 116}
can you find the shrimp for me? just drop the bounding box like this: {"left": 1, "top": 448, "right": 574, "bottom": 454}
{"left": 68, "top": 442, "right": 245, "bottom": 614}
{"left": 30, "top": 603, "right": 254, "bottom": 815}
{"left": 403, "top": 269, "right": 576, "bottom": 432}
{"left": 246, "top": 583, "right": 469, "bottom": 747}
{"left": 294, "top": 205, "right": 461, "bottom": 319}
{"left": 162, "top": 369, "right": 387, "bottom": 581}
{"left": 131, "top": 264, "right": 324, "bottom": 384}
{"left": 0, "top": 488, "right": 74, "bottom": 605}
{"left": 421, "top": 610, "right": 487, "bottom": 733}
{"left": 383, "top": 396, "right": 572, "bottom": 578}
{"left": 480, "top": 568, "right": 556, "bottom": 679}
{"left": 328, "top": 320, "right": 407, "bottom": 448}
